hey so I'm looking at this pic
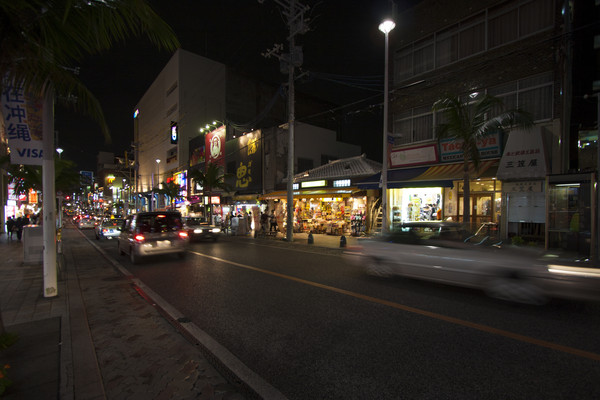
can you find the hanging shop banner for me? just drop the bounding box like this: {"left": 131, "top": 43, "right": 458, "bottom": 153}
{"left": 390, "top": 144, "right": 438, "bottom": 168}
{"left": 497, "top": 127, "right": 547, "bottom": 180}
{"left": 1, "top": 80, "right": 44, "bottom": 165}
{"left": 189, "top": 135, "right": 205, "bottom": 167}
{"left": 439, "top": 131, "right": 501, "bottom": 163}
{"left": 225, "top": 130, "right": 262, "bottom": 193}
{"left": 205, "top": 125, "right": 226, "bottom": 168}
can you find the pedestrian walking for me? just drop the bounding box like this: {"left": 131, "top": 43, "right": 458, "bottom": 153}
{"left": 6, "top": 217, "right": 15, "bottom": 239}
{"left": 15, "top": 216, "right": 24, "bottom": 240}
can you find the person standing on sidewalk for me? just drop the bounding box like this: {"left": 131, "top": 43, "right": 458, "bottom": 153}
{"left": 6, "top": 216, "right": 15, "bottom": 239}
{"left": 15, "top": 216, "right": 24, "bottom": 240}
{"left": 269, "top": 210, "right": 278, "bottom": 232}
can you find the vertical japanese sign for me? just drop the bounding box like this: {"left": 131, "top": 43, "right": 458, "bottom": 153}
{"left": 225, "top": 130, "right": 262, "bottom": 193}
{"left": 497, "top": 127, "right": 547, "bottom": 180}
{"left": 1, "top": 80, "right": 44, "bottom": 165}
{"left": 205, "top": 125, "right": 225, "bottom": 168}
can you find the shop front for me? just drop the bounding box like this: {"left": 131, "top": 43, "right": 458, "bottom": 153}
{"left": 261, "top": 188, "right": 370, "bottom": 236}
{"left": 359, "top": 159, "right": 500, "bottom": 230}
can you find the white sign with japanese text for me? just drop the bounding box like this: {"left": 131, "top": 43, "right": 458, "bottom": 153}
{"left": 1, "top": 80, "right": 44, "bottom": 165}
{"left": 497, "top": 127, "right": 547, "bottom": 180}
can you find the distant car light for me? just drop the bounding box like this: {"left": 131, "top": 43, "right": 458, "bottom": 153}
{"left": 178, "top": 231, "right": 189, "bottom": 239}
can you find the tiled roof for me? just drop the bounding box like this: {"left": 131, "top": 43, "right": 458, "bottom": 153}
{"left": 293, "top": 154, "right": 382, "bottom": 182}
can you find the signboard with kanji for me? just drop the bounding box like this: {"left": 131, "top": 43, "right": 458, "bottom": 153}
{"left": 225, "top": 130, "right": 262, "bottom": 193}
{"left": 1, "top": 80, "right": 44, "bottom": 165}
{"left": 497, "top": 127, "right": 547, "bottom": 180}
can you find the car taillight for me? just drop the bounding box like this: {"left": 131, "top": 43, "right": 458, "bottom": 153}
{"left": 134, "top": 234, "right": 145, "bottom": 243}
{"left": 102, "top": 229, "right": 108, "bottom": 233}
{"left": 178, "top": 231, "right": 189, "bottom": 239}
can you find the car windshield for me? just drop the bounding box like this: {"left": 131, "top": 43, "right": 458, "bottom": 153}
{"left": 136, "top": 214, "right": 183, "bottom": 233}
{"left": 185, "top": 217, "right": 208, "bottom": 226}
{"left": 103, "top": 219, "right": 122, "bottom": 227}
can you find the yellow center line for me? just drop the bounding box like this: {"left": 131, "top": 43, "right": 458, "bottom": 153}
{"left": 190, "top": 251, "right": 600, "bottom": 362}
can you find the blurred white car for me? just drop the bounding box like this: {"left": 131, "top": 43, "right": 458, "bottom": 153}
{"left": 344, "top": 221, "right": 600, "bottom": 305}
{"left": 95, "top": 218, "right": 124, "bottom": 240}
{"left": 78, "top": 217, "right": 97, "bottom": 230}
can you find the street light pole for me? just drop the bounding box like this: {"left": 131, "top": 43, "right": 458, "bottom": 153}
{"left": 156, "top": 159, "right": 161, "bottom": 211}
{"left": 379, "top": 19, "right": 395, "bottom": 234}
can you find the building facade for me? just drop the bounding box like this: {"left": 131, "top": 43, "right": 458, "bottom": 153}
{"left": 382, "top": 0, "right": 599, "bottom": 256}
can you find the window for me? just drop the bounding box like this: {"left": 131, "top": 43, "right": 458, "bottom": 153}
{"left": 166, "top": 103, "right": 178, "bottom": 117}
{"left": 393, "top": 108, "right": 433, "bottom": 145}
{"left": 166, "top": 81, "right": 178, "bottom": 97}
{"left": 436, "top": 26, "right": 458, "bottom": 67}
{"left": 396, "top": 73, "right": 553, "bottom": 146}
{"left": 394, "top": 0, "right": 554, "bottom": 82}
{"left": 413, "top": 37, "right": 434, "bottom": 75}
{"left": 488, "top": 4, "right": 518, "bottom": 48}
{"left": 519, "top": 0, "right": 553, "bottom": 37}
{"left": 458, "top": 14, "right": 485, "bottom": 59}
{"left": 395, "top": 48, "right": 413, "bottom": 82}
{"left": 487, "top": 72, "right": 554, "bottom": 122}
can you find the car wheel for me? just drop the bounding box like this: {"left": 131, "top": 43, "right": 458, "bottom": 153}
{"left": 130, "top": 248, "right": 139, "bottom": 264}
{"left": 485, "top": 271, "right": 547, "bottom": 305}
{"left": 118, "top": 242, "right": 125, "bottom": 256}
{"left": 365, "top": 257, "right": 394, "bottom": 277}
{"left": 95, "top": 233, "right": 100, "bottom": 240}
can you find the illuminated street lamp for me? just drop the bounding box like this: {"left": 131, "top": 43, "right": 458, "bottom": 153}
{"left": 56, "top": 147, "right": 63, "bottom": 158}
{"left": 379, "top": 18, "right": 395, "bottom": 234}
{"left": 199, "top": 120, "right": 224, "bottom": 133}
{"left": 154, "top": 158, "right": 161, "bottom": 210}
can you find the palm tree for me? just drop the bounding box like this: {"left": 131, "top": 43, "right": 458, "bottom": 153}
{"left": 187, "top": 163, "right": 232, "bottom": 217}
{"left": 157, "top": 181, "right": 184, "bottom": 210}
{"left": 432, "top": 93, "right": 533, "bottom": 229}
{"left": 0, "top": 0, "right": 180, "bottom": 138}
{"left": 0, "top": 155, "right": 80, "bottom": 195}
{"left": 0, "top": 0, "right": 179, "bottom": 334}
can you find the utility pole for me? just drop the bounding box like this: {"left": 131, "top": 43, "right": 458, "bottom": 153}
{"left": 42, "top": 87, "right": 57, "bottom": 297}
{"left": 261, "top": 0, "right": 310, "bottom": 242}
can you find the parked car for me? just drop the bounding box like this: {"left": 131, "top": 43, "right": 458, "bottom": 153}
{"left": 343, "top": 221, "right": 600, "bottom": 305}
{"left": 117, "top": 211, "right": 188, "bottom": 264}
{"left": 78, "top": 217, "right": 97, "bottom": 230}
{"left": 182, "top": 217, "right": 221, "bottom": 242}
{"left": 95, "top": 218, "right": 125, "bottom": 240}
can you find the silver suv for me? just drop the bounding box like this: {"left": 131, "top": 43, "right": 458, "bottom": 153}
{"left": 117, "top": 211, "right": 188, "bottom": 264}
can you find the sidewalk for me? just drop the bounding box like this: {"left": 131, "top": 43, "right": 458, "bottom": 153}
{"left": 0, "top": 225, "right": 359, "bottom": 399}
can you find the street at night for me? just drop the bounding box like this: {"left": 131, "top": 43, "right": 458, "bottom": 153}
{"left": 3, "top": 1, "right": 600, "bottom": 399}
{"left": 85, "top": 228, "right": 600, "bottom": 399}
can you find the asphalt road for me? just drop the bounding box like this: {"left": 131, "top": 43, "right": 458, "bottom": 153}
{"left": 86, "top": 230, "right": 600, "bottom": 400}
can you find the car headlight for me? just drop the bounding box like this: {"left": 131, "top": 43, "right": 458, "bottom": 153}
{"left": 194, "top": 229, "right": 202, "bottom": 233}
{"left": 211, "top": 228, "right": 221, "bottom": 233}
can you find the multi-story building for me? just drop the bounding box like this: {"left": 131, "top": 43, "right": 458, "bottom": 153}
{"left": 375, "top": 0, "right": 599, "bottom": 256}
{"left": 134, "top": 49, "right": 361, "bottom": 218}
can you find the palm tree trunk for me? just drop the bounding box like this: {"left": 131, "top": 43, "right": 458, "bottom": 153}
{"left": 463, "top": 161, "right": 471, "bottom": 230}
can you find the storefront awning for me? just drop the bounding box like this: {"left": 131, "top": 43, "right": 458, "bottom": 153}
{"left": 260, "top": 188, "right": 358, "bottom": 200}
{"left": 356, "top": 159, "right": 499, "bottom": 189}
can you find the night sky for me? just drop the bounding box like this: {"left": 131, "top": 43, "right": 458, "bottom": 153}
{"left": 55, "top": 0, "right": 418, "bottom": 172}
